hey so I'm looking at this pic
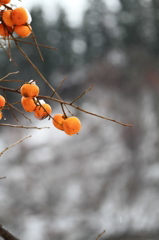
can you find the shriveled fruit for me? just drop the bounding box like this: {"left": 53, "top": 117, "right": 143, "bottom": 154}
{"left": 14, "top": 25, "right": 32, "bottom": 38}
{"left": 20, "top": 82, "right": 39, "bottom": 98}
{"left": 0, "top": 0, "right": 11, "bottom": 4}
{"left": 0, "top": 95, "right": 5, "bottom": 110}
{"left": 53, "top": 113, "right": 66, "bottom": 131}
{"left": 2, "top": 10, "right": 14, "bottom": 27}
{"left": 34, "top": 101, "right": 52, "bottom": 120}
{"left": 63, "top": 116, "right": 81, "bottom": 136}
{"left": 11, "top": 7, "right": 30, "bottom": 26}
{"left": 21, "top": 97, "right": 37, "bottom": 112}
{"left": 0, "top": 23, "right": 12, "bottom": 37}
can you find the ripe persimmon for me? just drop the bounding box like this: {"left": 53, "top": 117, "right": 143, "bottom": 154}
{"left": 21, "top": 97, "right": 37, "bottom": 112}
{"left": 20, "top": 82, "right": 39, "bottom": 98}
{"left": 11, "top": 7, "right": 30, "bottom": 26}
{"left": 63, "top": 116, "right": 81, "bottom": 136}
{"left": 0, "top": 0, "right": 11, "bottom": 4}
{"left": 0, "top": 95, "right": 5, "bottom": 110}
{"left": 53, "top": 113, "right": 66, "bottom": 130}
{"left": 0, "top": 23, "right": 12, "bottom": 37}
{"left": 0, "top": 111, "right": 3, "bottom": 120}
{"left": 14, "top": 25, "right": 32, "bottom": 38}
{"left": 2, "top": 10, "right": 14, "bottom": 27}
{"left": 34, "top": 101, "right": 52, "bottom": 120}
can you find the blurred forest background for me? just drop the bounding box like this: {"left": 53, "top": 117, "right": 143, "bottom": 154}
{"left": 1, "top": 0, "right": 159, "bottom": 239}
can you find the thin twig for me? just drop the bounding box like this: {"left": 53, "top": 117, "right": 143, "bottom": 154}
{"left": 0, "top": 135, "right": 31, "bottom": 157}
{"left": 2, "top": 92, "right": 19, "bottom": 122}
{"left": 70, "top": 104, "right": 133, "bottom": 127}
{"left": 61, "top": 103, "right": 67, "bottom": 118}
{"left": 0, "top": 176, "right": 6, "bottom": 180}
{"left": 0, "top": 124, "right": 50, "bottom": 130}
{"left": 0, "top": 71, "right": 19, "bottom": 82}
{"left": 0, "top": 224, "right": 20, "bottom": 240}
{"left": 96, "top": 230, "right": 106, "bottom": 240}
{"left": 7, "top": 102, "right": 32, "bottom": 123}
{"left": 7, "top": 103, "right": 19, "bottom": 122}
{"left": 5, "top": 101, "right": 21, "bottom": 107}
{"left": 0, "top": 80, "right": 23, "bottom": 82}
{"left": 51, "top": 76, "right": 67, "bottom": 97}
{"left": 30, "top": 26, "right": 44, "bottom": 62}
{"left": 0, "top": 86, "right": 20, "bottom": 93}
{"left": 70, "top": 84, "right": 94, "bottom": 105}
{"left": 12, "top": 38, "right": 58, "bottom": 50}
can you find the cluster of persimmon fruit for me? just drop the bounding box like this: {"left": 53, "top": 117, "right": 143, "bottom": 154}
{"left": 0, "top": 82, "right": 81, "bottom": 136}
{"left": 20, "top": 81, "right": 81, "bottom": 136}
{"left": 0, "top": 1, "right": 82, "bottom": 136}
{"left": 0, "top": 0, "right": 32, "bottom": 38}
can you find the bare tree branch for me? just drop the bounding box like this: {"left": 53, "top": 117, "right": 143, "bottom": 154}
{"left": 70, "top": 84, "right": 94, "bottom": 105}
{"left": 38, "top": 95, "right": 133, "bottom": 127}
{"left": 0, "top": 85, "right": 133, "bottom": 127}
{"left": 0, "top": 135, "right": 31, "bottom": 157}
{"left": 0, "top": 72, "right": 19, "bottom": 82}
{"left": 0, "top": 224, "right": 20, "bottom": 240}
{"left": 0, "top": 124, "right": 50, "bottom": 130}
{"left": 96, "top": 230, "right": 106, "bottom": 240}
{"left": 0, "top": 176, "right": 6, "bottom": 180}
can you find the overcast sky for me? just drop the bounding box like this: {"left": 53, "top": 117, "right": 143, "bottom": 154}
{"left": 21, "top": 0, "right": 120, "bottom": 27}
{"left": 22, "top": 0, "right": 89, "bottom": 27}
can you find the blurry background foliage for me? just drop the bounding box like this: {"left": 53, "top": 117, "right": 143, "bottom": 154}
{"left": 1, "top": 0, "right": 159, "bottom": 240}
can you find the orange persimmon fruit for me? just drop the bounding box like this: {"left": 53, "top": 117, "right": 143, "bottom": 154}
{"left": 52, "top": 113, "right": 66, "bottom": 131}
{"left": 63, "top": 116, "right": 81, "bottom": 136}
{"left": 14, "top": 25, "right": 32, "bottom": 38}
{"left": 2, "top": 10, "right": 14, "bottom": 27}
{"left": 0, "top": 23, "right": 12, "bottom": 37}
{"left": 21, "top": 97, "right": 37, "bottom": 112}
{"left": 0, "top": 95, "right": 5, "bottom": 110}
{"left": 0, "top": 111, "right": 3, "bottom": 120}
{"left": 0, "top": 0, "right": 11, "bottom": 4}
{"left": 11, "top": 7, "right": 30, "bottom": 26}
{"left": 34, "top": 101, "right": 52, "bottom": 120}
{"left": 20, "top": 82, "right": 39, "bottom": 98}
